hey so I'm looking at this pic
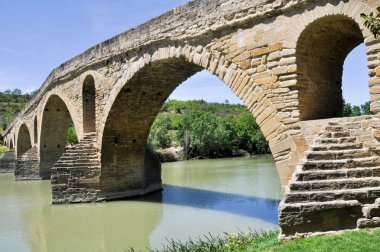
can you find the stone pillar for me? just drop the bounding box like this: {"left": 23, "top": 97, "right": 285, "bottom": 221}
{"left": 15, "top": 147, "right": 41, "bottom": 180}
{"left": 0, "top": 150, "right": 16, "bottom": 173}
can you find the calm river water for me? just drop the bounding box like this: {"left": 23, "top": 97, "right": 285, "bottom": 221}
{"left": 0, "top": 155, "right": 281, "bottom": 252}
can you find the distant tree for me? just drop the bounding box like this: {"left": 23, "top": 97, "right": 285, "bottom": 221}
{"left": 361, "top": 7, "right": 380, "bottom": 38}
{"left": 4, "top": 89, "right": 11, "bottom": 94}
{"left": 66, "top": 125, "right": 78, "bottom": 145}
{"left": 361, "top": 101, "right": 371, "bottom": 115}
{"left": 351, "top": 105, "right": 362, "bottom": 117}
{"left": 12, "top": 88, "right": 22, "bottom": 95}
{"left": 343, "top": 100, "right": 353, "bottom": 117}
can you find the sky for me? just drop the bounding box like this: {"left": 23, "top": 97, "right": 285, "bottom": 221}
{"left": 0, "top": 0, "right": 370, "bottom": 106}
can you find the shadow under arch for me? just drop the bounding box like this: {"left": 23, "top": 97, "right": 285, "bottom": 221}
{"left": 296, "top": 15, "right": 366, "bottom": 121}
{"left": 39, "top": 94, "right": 77, "bottom": 179}
{"left": 100, "top": 55, "right": 279, "bottom": 200}
{"left": 16, "top": 123, "right": 32, "bottom": 158}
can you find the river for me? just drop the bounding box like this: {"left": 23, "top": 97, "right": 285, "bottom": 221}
{"left": 0, "top": 155, "right": 282, "bottom": 251}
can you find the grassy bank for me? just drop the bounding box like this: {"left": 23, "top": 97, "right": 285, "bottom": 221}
{"left": 141, "top": 228, "right": 380, "bottom": 252}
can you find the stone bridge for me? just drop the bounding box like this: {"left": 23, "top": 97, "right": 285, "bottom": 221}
{"left": 1, "top": 0, "right": 380, "bottom": 237}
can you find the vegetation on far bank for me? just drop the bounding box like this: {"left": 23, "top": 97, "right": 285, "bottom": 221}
{"left": 147, "top": 100, "right": 270, "bottom": 159}
{"left": 136, "top": 228, "right": 380, "bottom": 252}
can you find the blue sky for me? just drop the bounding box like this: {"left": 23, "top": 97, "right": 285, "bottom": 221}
{"left": 0, "top": 0, "right": 369, "bottom": 105}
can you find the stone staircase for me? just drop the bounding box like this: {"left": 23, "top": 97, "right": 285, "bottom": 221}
{"left": 279, "top": 120, "right": 380, "bottom": 237}
{"left": 51, "top": 132, "right": 101, "bottom": 203}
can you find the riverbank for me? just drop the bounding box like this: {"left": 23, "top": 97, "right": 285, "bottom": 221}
{"left": 148, "top": 228, "right": 380, "bottom": 251}
{"left": 155, "top": 146, "right": 251, "bottom": 162}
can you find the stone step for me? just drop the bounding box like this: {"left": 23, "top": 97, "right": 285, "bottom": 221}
{"left": 289, "top": 177, "right": 380, "bottom": 192}
{"left": 357, "top": 217, "right": 380, "bottom": 228}
{"left": 284, "top": 187, "right": 380, "bottom": 204}
{"left": 302, "top": 156, "right": 380, "bottom": 171}
{"left": 296, "top": 167, "right": 380, "bottom": 181}
{"left": 310, "top": 143, "right": 363, "bottom": 151}
{"left": 318, "top": 132, "right": 350, "bottom": 138}
{"left": 305, "top": 149, "right": 371, "bottom": 161}
{"left": 279, "top": 200, "right": 362, "bottom": 235}
{"left": 323, "top": 126, "right": 344, "bottom": 132}
{"left": 315, "top": 137, "right": 356, "bottom": 144}
{"left": 362, "top": 199, "right": 380, "bottom": 219}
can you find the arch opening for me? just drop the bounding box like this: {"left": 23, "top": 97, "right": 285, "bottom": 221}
{"left": 40, "top": 95, "right": 76, "bottom": 179}
{"left": 17, "top": 124, "right": 32, "bottom": 157}
{"left": 100, "top": 56, "right": 276, "bottom": 199}
{"left": 34, "top": 116, "right": 38, "bottom": 144}
{"left": 82, "top": 75, "right": 96, "bottom": 133}
{"left": 297, "top": 15, "right": 365, "bottom": 121}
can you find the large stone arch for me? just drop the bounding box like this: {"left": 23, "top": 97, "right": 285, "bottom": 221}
{"left": 296, "top": 15, "right": 366, "bottom": 121}
{"left": 39, "top": 94, "right": 77, "bottom": 179}
{"left": 98, "top": 45, "right": 288, "bottom": 199}
{"left": 16, "top": 123, "right": 32, "bottom": 158}
{"left": 82, "top": 75, "right": 96, "bottom": 133}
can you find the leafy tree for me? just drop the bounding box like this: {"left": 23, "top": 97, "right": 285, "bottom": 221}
{"left": 361, "top": 101, "right": 371, "bottom": 115}
{"left": 66, "top": 125, "right": 78, "bottom": 145}
{"left": 148, "top": 114, "right": 172, "bottom": 150}
{"left": 361, "top": 7, "right": 380, "bottom": 38}
{"left": 343, "top": 100, "right": 353, "bottom": 117}
{"left": 12, "top": 88, "right": 22, "bottom": 95}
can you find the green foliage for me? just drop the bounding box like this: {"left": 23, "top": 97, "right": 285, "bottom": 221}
{"left": 343, "top": 100, "right": 371, "bottom": 117}
{"left": 0, "top": 91, "right": 34, "bottom": 131}
{"left": 66, "top": 125, "right": 78, "bottom": 145}
{"left": 361, "top": 7, "right": 380, "bottom": 38}
{"left": 148, "top": 114, "right": 172, "bottom": 150}
{"left": 0, "top": 145, "right": 7, "bottom": 155}
{"left": 148, "top": 100, "right": 270, "bottom": 159}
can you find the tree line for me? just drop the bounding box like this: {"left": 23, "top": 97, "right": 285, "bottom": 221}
{"left": 148, "top": 100, "right": 270, "bottom": 159}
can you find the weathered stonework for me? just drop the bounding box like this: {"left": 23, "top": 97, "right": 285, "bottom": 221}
{"left": 15, "top": 147, "right": 41, "bottom": 180}
{"left": 0, "top": 0, "right": 379, "bottom": 237}
{"left": 0, "top": 150, "right": 16, "bottom": 173}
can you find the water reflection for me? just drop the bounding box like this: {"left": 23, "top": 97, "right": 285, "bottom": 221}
{"left": 0, "top": 155, "right": 281, "bottom": 251}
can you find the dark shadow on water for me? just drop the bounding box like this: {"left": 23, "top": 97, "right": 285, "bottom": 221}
{"left": 135, "top": 184, "right": 280, "bottom": 225}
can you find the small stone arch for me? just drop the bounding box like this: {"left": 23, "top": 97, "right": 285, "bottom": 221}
{"left": 16, "top": 123, "right": 32, "bottom": 158}
{"left": 39, "top": 94, "right": 77, "bottom": 179}
{"left": 9, "top": 139, "right": 14, "bottom": 150}
{"left": 82, "top": 75, "right": 96, "bottom": 133}
{"left": 296, "top": 15, "right": 366, "bottom": 121}
{"left": 34, "top": 116, "right": 38, "bottom": 144}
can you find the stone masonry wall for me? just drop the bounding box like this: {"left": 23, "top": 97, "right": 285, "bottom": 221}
{"left": 0, "top": 150, "right": 16, "bottom": 173}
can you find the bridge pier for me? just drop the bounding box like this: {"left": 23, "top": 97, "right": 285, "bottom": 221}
{"left": 15, "top": 147, "right": 41, "bottom": 180}
{"left": 0, "top": 150, "right": 16, "bottom": 173}
{"left": 51, "top": 134, "right": 162, "bottom": 203}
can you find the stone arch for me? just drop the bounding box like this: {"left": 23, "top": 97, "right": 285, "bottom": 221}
{"left": 99, "top": 48, "right": 287, "bottom": 199}
{"left": 16, "top": 123, "right": 32, "bottom": 158}
{"left": 34, "top": 116, "right": 38, "bottom": 144}
{"left": 39, "top": 94, "right": 77, "bottom": 179}
{"left": 82, "top": 75, "right": 96, "bottom": 133}
{"left": 9, "top": 139, "right": 14, "bottom": 150}
{"left": 296, "top": 15, "right": 366, "bottom": 121}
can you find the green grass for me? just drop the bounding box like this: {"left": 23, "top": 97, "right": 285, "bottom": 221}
{"left": 142, "top": 228, "right": 380, "bottom": 252}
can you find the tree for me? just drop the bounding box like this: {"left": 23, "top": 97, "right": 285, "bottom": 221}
{"left": 361, "top": 7, "right": 380, "bottom": 38}
{"left": 361, "top": 101, "right": 371, "bottom": 115}
{"left": 12, "top": 88, "right": 22, "bottom": 95}
{"left": 4, "top": 89, "right": 11, "bottom": 94}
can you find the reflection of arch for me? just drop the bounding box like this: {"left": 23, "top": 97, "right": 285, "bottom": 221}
{"left": 83, "top": 75, "right": 96, "bottom": 133}
{"left": 296, "top": 15, "right": 365, "bottom": 120}
{"left": 34, "top": 116, "right": 38, "bottom": 144}
{"left": 39, "top": 94, "right": 76, "bottom": 179}
{"left": 17, "top": 123, "right": 32, "bottom": 157}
